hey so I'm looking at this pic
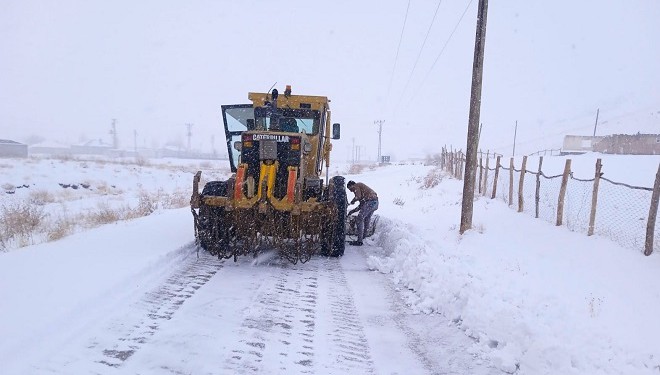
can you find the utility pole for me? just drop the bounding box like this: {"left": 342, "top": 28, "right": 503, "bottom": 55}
{"left": 186, "top": 123, "right": 193, "bottom": 152}
{"left": 133, "top": 130, "right": 138, "bottom": 153}
{"left": 374, "top": 120, "right": 384, "bottom": 163}
{"left": 593, "top": 108, "right": 600, "bottom": 137}
{"left": 352, "top": 137, "right": 356, "bottom": 164}
{"left": 513, "top": 120, "right": 518, "bottom": 156}
{"left": 109, "top": 119, "right": 118, "bottom": 149}
{"left": 459, "top": 0, "right": 489, "bottom": 234}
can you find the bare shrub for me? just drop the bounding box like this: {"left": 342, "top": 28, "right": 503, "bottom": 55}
{"left": 85, "top": 202, "right": 122, "bottom": 226}
{"left": 133, "top": 189, "right": 189, "bottom": 215}
{"left": 0, "top": 202, "right": 47, "bottom": 248}
{"left": 53, "top": 154, "right": 76, "bottom": 162}
{"left": 162, "top": 190, "right": 188, "bottom": 209}
{"left": 29, "top": 189, "right": 56, "bottom": 205}
{"left": 393, "top": 197, "right": 405, "bottom": 206}
{"left": 47, "top": 216, "right": 76, "bottom": 241}
{"left": 421, "top": 168, "right": 443, "bottom": 189}
{"left": 348, "top": 164, "right": 367, "bottom": 175}
{"left": 135, "top": 191, "right": 158, "bottom": 216}
{"left": 135, "top": 155, "right": 150, "bottom": 166}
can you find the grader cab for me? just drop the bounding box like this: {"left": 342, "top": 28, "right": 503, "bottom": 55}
{"left": 190, "top": 86, "right": 347, "bottom": 263}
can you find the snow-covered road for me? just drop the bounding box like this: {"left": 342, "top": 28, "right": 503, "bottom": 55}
{"left": 21, "top": 236, "right": 499, "bottom": 375}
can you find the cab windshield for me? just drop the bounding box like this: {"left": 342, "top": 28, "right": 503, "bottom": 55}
{"left": 253, "top": 107, "right": 320, "bottom": 134}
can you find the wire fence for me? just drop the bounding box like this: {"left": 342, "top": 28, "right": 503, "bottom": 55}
{"left": 439, "top": 149, "right": 660, "bottom": 256}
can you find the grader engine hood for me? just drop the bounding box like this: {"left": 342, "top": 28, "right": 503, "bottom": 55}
{"left": 240, "top": 133, "right": 301, "bottom": 170}
{"left": 236, "top": 131, "right": 303, "bottom": 202}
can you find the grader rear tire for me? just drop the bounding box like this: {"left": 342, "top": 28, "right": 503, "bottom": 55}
{"left": 321, "top": 176, "right": 347, "bottom": 257}
{"left": 196, "top": 181, "right": 230, "bottom": 256}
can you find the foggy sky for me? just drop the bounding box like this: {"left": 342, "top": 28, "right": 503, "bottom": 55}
{"left": 1, "top": 0, "right": 659, "bottom": 160}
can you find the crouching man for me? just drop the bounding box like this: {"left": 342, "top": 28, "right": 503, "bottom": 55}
{"left": 346, "top": 180, "right": 379, "bottom": 246}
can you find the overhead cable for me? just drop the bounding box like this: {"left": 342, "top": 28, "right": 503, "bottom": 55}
{"left": 387, "top": 0, "right": 412, "bottom": 98}
{"left": 398, "top": 0, "right": 443, "bottom": 103}
{"left": 405, "top": 0, "right": 475, "bottom": 106}
{"left": 425, "top": 0, "right": 474, "bottom": 85}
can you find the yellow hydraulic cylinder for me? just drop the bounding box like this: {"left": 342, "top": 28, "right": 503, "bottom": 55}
{"left": 258, "top": 161, "right": 278, "bottom": 199}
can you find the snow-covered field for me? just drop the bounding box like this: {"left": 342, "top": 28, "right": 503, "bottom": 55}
{"left": 1, "top": 155, "right": 659, "bottom": 374}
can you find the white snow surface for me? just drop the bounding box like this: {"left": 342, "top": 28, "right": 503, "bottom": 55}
{"left": 1, "top": 155, "right": 659, "bottom": 374}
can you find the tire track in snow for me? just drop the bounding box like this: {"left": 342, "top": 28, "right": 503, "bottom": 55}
{"left": 94, "top": 251, "right": 222, "bottom": 368}
{"left": 222, "top": 261, "right": 320, "bottom": 374}
{"left": 220, "top": 256, "right": 376, "bottom": 374}
{"left": 316, "top": 257, "right": 375, "bottom": 374}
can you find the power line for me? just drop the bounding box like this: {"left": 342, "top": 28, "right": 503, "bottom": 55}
{"left": 404, "top": 0, "right": 475, "bottom": 107}
{"left": 423, "top": 0, "right": 475, "bottom": 88}
{"left": 398, "top": 0, "right": 443, "bottom": 103}
{"left": 386, "top": 0, "right": 411, "bottom": 98}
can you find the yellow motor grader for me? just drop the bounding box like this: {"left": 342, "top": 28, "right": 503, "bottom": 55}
{"left": 190, "top": 86, "right": 346, "bottom": 263}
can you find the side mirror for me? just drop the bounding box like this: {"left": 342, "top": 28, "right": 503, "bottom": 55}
{"left": 233, "top": 141, "right": 242, "bottom": 152}
{"left": 332, "top": 123, "right": 341, "bottom": 140}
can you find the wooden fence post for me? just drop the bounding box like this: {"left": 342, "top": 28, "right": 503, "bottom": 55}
{"left": 492, "top": 155, "right": 501, "bottom": 199}
{"left": 458, "top": 152, "right": 462, "bottom": 179}
{"left": 556, "top": 159, "right": 572, "bottom": 226}
{"left": 518, "top": 155, "right": 527, "bottom": 212}
{"left": 508, "top": 157, "right": 514, "bottom": 206}
{"left": 441, "top": 147, "right": 446, "bottom": 170}
{"left": 588, "top": 158, "right": 602, "bottom": 236}
{"left": 535, "top": 156, "right": 543, "bottom": 218}
{"left": 483, "top": 156, "right": 490, "bottom": 196}
{"left": 448, "top": 151, "right": 452, "bottom": 174}
{"left": 478, "top": 157, "right": 483, "bottom": 194}
{"left": 644, "top": 163, "right": 660, "bottom": 255}
{"left": 458, "top": 152, "right": 464, "bottom": 180}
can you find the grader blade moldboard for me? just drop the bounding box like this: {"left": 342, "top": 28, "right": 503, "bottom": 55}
{"left": 194, "top": 202, "right": 337, "bottom": 264}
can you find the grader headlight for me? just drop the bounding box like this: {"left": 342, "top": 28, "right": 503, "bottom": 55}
{"left": 290, "top": 136, "right": 300, "bottom": 150}
{"left": 242, "top": 133, "right": 253, "bottom": 148}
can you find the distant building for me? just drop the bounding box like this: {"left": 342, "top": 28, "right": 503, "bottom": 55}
{"left": 562, "top": 133, "right": 660, "bottom": 155}
{"left": 562, "top": 135, "right": 604, "bottom": 154}
{"left": 108, "top": 148, "right": 161, "bottom": 158}
{"left": 70, "top": 139, "right": 114, "bottom": 156}
{"left": 159, "top": 145, "right": 184, "bottom": 158}
{"left": 29, "top": 140, "right": 72, "bottom": 156}
{"left": 0, "top": 139, "right": 28, "bottom": 158}
{"left": 593, "top": 133, "right": 660, "bottom": 155}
